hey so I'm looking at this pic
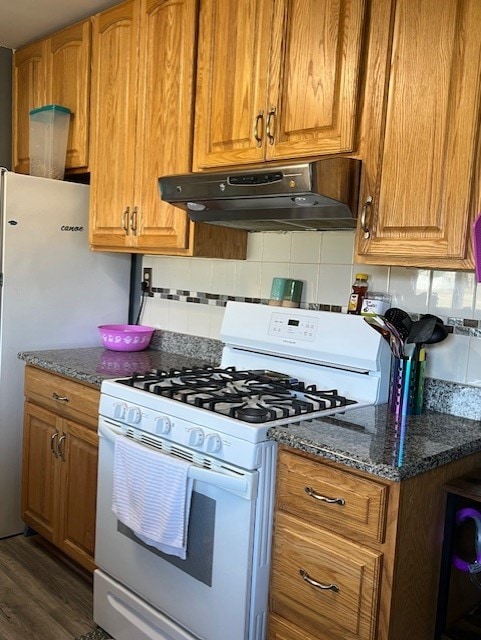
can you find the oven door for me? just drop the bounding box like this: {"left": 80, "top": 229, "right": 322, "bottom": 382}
{"left": 95, "top": 417, "right": 260, "bottom": 640}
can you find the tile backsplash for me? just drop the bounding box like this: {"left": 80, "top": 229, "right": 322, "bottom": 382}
{"left": 142, "top": 230, "right": 481, "bottom": 388}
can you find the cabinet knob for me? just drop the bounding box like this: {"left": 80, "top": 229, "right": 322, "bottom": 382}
{"left": 304, "top": 486, "right": 345, "bottom": 506}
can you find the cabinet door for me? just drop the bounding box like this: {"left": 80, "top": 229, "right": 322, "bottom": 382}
{"left": 22, "top": 402, "right": 59, "bottom": 542}
{"left": 47, "top": 20, "right": 91, "bottom": 170}
{"left": 57, "top": 420, "right": 98, "bottom": 572}
{"left": 355, "top": 0, "right": 481, "bottom": 268}
{"left": 132, "top": 0, "right": 197, "bottom": 251}
{"left": 89, "top": 0, "right": 140, "bottom": 250}
{"left": 266, "top": 0, "right": 365, "bottom": 161}
{"left": 12, "top": 41, "right": 47, "bottom": 174}
{"left": 193, "top": 0, "right": 273, "bottom": 169}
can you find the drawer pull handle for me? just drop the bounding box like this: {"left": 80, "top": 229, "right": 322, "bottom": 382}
{"left": 305, "top": 486, "right": 345, "bottom": 505}
{"left": 50, "top": 431, "right": 59, "bottom": 457}
{"left": 52, "top": 392, "right": 69, "bottom": 402}
{"left": 299, "top": 568, "right": 339, "bottom": 593}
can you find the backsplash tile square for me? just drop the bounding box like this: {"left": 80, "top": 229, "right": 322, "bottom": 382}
{"left": 320, "top": 230, "right": 355, "bottom": 264}
{"left": 426, "top": 334, "right": 468, "bottom": 383}
{"left": 316, "top": 264, "right": 352, "bottom": 307}
{"left": 430, "top": 270, "right": 475, "bottom": 318}
{"left": 389, "top": 267, "right": 431, "bottom": 313}
{"left": 290, "top": 231, "right": 322, "bottom": 264}
{"left": 262, "top": 232, "right": 291, "bottom": 262}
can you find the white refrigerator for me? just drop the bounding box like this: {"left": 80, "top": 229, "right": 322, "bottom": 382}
{"left": 0, "top": 169, "right": 131, "bottom": 538}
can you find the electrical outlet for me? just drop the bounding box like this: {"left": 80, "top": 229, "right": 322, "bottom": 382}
{"left": 142, "top": 267, "right": 153, "bottom": 296}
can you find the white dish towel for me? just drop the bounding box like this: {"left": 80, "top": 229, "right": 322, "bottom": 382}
{"left": 112, "top": 436, "right": 193, "bottom": 560}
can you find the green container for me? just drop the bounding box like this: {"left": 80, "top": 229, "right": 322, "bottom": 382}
{"left": 29, "top": 104, "right": 71, "bottom": 180}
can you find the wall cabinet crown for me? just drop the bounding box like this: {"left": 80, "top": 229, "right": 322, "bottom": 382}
{"left": 194, "top": 0, "right": 366, "bottom": 170}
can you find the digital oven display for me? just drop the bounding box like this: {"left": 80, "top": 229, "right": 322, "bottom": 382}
{"left": 288, "top": 319, "right": 300, "bottom": 327}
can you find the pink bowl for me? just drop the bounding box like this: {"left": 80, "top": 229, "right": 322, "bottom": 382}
{"left": 98, "top": 324, "right": 155, "bottom": 352}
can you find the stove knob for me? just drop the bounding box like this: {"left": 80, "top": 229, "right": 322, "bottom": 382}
{"left": 154, "top": 415, "right": 171, "bottom": 435}
{"left": 126, "top": 406, "right": 141, "bottom": 424}
{"left": 113, "top": 402, "right": 127, "bottom": 420}
{"left": 188, "top": 428, "right": 204, "bottom": 447}
{"left": 205, "top": 433, "right": 222, "bottom": 453}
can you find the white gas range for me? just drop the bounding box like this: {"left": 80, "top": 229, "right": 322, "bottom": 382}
{"left": 93, "top": 302, "right": 391, "bottom": 640}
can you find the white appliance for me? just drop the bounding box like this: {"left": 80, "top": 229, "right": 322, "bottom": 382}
{"left": 0, "top": 169, "right": 131, "bottom": 538}
{"left": 94, "top": 301, "right": 391, "bottom": 640}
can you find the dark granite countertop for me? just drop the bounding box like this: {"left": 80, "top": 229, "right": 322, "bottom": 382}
{"left": 17, "top": 347, "right": 218, "bottom": 387}
{"left": 268, "top": 404, "right": 481, "bottom": 481}
{"left": 17, "top": 344, "right": 481, "bottom": 482}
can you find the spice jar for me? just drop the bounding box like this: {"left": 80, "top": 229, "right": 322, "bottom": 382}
{"left": 347, "top": 273, "right": 368, "bottom": 315}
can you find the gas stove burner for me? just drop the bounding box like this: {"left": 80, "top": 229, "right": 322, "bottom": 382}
{"left": 115, "top": 366, "right": 357, "bottom": 424}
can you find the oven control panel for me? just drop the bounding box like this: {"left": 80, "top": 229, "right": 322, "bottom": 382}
{"left": 268, "top": 313, "right": 318, "bottom": 342}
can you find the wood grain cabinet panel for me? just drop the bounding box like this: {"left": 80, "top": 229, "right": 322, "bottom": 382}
{"left": 89, "top": 0, "right": 247, "bottom": 258}
{"left": 269, "top": 449, "right": 385, "bottom": 640}
{"left": 12, "top": 41, "right": 46, "bottom": 175}
{"left": 355, "top": 0, "right": 481, "bottom": 268}
{"left": 194, "top": 0, "right": 366, "bottom": 169}
{"left": 271, "top": 511, "right": 382, "bottom": 640}
{"left": 22, "top": 366, "right": 99, "bottom": 572}
{"left": 12, "top": 20, "right": 91, "bottom": 175}
{"left": 276, "top": 448, "right": 388, "bottom": 543}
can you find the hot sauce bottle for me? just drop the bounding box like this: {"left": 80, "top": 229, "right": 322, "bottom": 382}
{"left": 347, "top": 273, "right": 368, "bottom": 315}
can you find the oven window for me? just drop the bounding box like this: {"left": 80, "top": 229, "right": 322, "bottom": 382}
{"left": 117, "top": 491, "right": 216, "bottom": 586}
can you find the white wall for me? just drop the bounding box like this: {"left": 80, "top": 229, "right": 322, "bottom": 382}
{"left": 142, "top": 230, "right": 481, "bottom": 387}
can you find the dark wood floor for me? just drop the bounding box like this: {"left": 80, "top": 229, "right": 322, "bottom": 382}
{"left": 0, "top": 533, "right": 96, "bottom": 639}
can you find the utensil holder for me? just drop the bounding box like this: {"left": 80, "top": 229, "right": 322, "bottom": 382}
{"left": 389, "top": 350, "right": 426, "bottom": 416}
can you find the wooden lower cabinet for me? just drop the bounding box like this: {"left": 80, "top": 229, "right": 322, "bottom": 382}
{"left": 22, "top": 366, "right": 99, "bottom": 572}
{"left": 269, "top": 446, "right": 481, "bottom": 640}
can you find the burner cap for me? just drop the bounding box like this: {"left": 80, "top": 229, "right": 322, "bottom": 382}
{"left": 235, "top": 406, "right": 269, "bottom": 423}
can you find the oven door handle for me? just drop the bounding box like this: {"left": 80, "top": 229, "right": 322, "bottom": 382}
{"left": 99, "top": 420, "right": 258, "bottom": 500}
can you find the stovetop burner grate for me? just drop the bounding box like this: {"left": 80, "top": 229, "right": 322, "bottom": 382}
{"left": 115, "top": 366, "right": 357, "bottom": 423}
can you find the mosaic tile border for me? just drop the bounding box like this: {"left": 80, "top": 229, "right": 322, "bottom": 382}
{"left": 148, "top": 288, "right": 479, "bottom": 336}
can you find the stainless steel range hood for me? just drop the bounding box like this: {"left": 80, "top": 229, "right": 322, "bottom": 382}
{"left": 158, "top": 158, "right": 361, "bottom": 232}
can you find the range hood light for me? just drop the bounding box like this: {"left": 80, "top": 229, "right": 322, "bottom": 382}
{"left": 293, "top": 195, "right": 319, "bottom": 207}
{"left": 187, "top": 202, "right": 207, "bottom": 211}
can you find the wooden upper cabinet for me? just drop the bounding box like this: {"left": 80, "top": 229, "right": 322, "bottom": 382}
{"left": 89, "top": 0, "right": 140, "bottom": 250}
{"left": 193, "top": 0, "right": 366, "bottom": 170}
{"left": 89, "top": 0, "right": 247, "bottom": 258}
{"left": 133, "top": 0, "right": 197, "bottom": 252}
{"left": 355, "top": 0, "right": 481, "bottom": 268}
{"left": 12, "top": 20, "right": 91, "bottom": 174}
{"left": 12, "top": 41, "right": 46, "bottom": 174}
{"left": 47, "top": 20, "right": 91, "bottom": 170}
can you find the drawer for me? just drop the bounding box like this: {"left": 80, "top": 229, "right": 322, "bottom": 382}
{"left": 24, "top": 366, "right": 99, "bottom": 427}
{"left": 270, "top": 511, "right": 382, "bottom": 640}
{"left": 276, "top": 449, "right": 388, "bottom": 543}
